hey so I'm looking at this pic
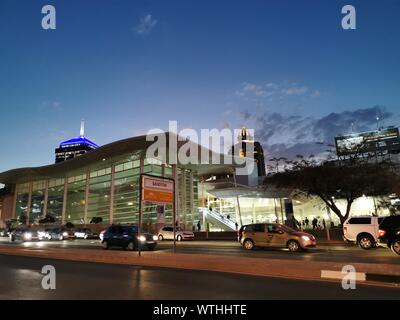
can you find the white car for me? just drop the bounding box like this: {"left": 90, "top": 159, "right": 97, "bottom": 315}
{"left": 343, "top": 216, "right": 385, "bottom": 249}
{"left": 158, "top": 226, "right": 194, "bottom": 241}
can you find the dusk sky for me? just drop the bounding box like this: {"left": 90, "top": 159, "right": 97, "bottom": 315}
{"left": 0, "top": 0, "right": 399, "bottom": 172}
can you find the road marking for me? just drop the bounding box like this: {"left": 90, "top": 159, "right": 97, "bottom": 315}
{"left": 321, "top": 270, "right": 366, "bottom": 281}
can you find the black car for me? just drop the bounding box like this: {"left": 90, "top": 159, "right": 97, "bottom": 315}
{"left": 378, "top": 215, "right": 400, "bottom": 256}
{"left": 102, "top": 225, "right": 157, "bottom": 251}
{"left": 9, "top": 228, "right": 40, "bottom": 242}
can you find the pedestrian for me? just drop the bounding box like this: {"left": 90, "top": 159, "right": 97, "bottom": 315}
{"left": 312, "top": 217, "right": 318, "bottom": 229}
{"left": 197, "top": 220, "right": 201, "bottom": 232}
{"left": 322, "top": 219, "right": 326, "bottom": 230}
{"left": 235, "top": 222, "right": 238, "bottom": 230}
{"left": 305, "top": 217, "right": 309, "bottom": 229}
{"left": 227, "top": 214, "right": 230, "bottom": 220}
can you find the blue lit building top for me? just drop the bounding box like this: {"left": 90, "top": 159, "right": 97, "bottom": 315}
{"left": 59, "top": 136, "right": 99, "bottom": 149}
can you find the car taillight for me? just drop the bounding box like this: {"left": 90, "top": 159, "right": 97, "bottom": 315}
{"left": 378, "top": 229, "right": 386, "bottom": 237}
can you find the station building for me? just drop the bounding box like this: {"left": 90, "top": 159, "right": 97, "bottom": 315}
{"left": 0, "top": 132, "right": 244, "bottom": 232}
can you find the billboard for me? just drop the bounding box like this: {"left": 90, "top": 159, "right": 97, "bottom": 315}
{"left": 141, "top": 175, "right": 174, "bottom": 204}
{"left": 335, "top": 127, "right": 400, "bottom": 156}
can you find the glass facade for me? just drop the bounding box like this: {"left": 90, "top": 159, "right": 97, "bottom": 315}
{"left": 11, "top": 152, "right": 199, "bottom": 230}
{"left": 47, "top": 178, "right": 64, "bottom": 224}
{"left": 66, "top": 174, "right": 87, "bottom": 224}
{"left": 16, "top": 182, "right": 30, "bottom": 224}
{"left": 30, "top": 180, "right": 46, "bottom": 224}
{"left": 88, "top": 167, "right": 112, "bottom": 224}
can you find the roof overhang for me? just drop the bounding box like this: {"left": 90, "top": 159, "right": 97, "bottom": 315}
{"left": 0, "top": 133, "right": 251, "bottom": 184}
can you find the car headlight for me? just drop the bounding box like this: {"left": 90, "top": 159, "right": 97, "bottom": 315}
{"left": 23, "top": 232, "right": 32, "bottom": 240}
{"left": 152, "top": 235, "right": 158, "bottom": 241}
{"left": 301, "top": 235, "right": 311, "bottom": 241}
{"left": 63, "top": 232, "right": 68, "bottom": 237}
{"left": 137, "top": 235, "right": 146, "bottom": 242}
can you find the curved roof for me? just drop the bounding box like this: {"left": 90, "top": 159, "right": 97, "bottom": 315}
{"left": 59, "top": 136, "right": 99, "bottom": 149}
{"left": 0, "top": 133, "right": 245, "bottom": 184}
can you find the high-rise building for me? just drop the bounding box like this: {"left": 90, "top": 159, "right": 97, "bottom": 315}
{"left": 233, "top": 128, "right": 266, "bottom": 177}
{"left": 55, "top": 121, "right": 99, "bottom": 163}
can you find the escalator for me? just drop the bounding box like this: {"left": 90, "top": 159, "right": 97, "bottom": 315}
{"left": 199, "top": 207, "right": 237, "bottom": 231}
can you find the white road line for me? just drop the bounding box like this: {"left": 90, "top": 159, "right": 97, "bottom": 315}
{"left": 321, "top": 270, "right": 366, "bottom": 281}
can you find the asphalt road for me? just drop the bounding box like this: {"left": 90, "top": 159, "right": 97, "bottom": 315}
{"left": 0, "top": 237, "right": 399, "bottom": 265}
{"left": 0, "top": 255, "right": 398, "bottom": 299}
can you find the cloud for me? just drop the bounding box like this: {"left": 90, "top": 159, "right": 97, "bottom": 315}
{"left": 282, "top": 86, "right": 308, "bottom": 95}
{"left": 135, "top": 14, "right": 157, "bottom": 35}
{"left": 38, "top": 101, "right": 62, "bottom": 112}
{"left": 310, "top": 90, "right": 321, "bottom": 98}
{"left": 253, "top": 106, "right": 394, "bottom": 161}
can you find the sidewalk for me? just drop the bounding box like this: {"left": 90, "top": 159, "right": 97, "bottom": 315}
{"left": 0, "top": 246, "right": 399, "bottom": 287}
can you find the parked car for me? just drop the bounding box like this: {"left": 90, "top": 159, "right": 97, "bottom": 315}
{"left": 9, "top": 228, "right": 40, "bottom": 242}
{"left": 74, "top": 228, "right": 99, "bottom": 239}
{"left": 47, "top": 228, "right": 75, "bottom": 240}
{"left": 240, "top": 223, "right": 316, "bottom": 252}
{"left": 37, "top": 229, "right": 51, "bottom": 240}
{"left": 378, "top": 215, "right": 400, "bottom": 256}
{"left": 0, "top": 228, "right": 7, "bottom": 237}
{"left": 99, "top": 229, "right": 106, "bottom": 241}
{"left": 343, "top": 216, "right": 385, "bottom": 249}
{"left": 102, "top": 225, "right": 158, "bottom": 250}
{"left": 157, "top": 226, "right": 195, "bottom": 241}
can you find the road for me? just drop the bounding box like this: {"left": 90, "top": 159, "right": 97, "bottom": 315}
{"left": 0, "top": 237, "right": 399, "bottom": 265}
{"left": 0, "top": 255, "right": 398, "bottom": 299}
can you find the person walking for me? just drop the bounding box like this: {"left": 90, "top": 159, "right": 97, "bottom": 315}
{"left": 322, "top": 219, "right": 326, "bottom": 230}
{"left": 197, "top": 220, "right": 201, "bottom": 232}
{"left": 227, "top": 214, "right": 230, "bottom": 220}
{"left": 235, "top": 222, "right": 238, "bottom": 230}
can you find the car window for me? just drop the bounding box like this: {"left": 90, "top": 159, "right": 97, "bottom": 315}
{"left": 348, "top": 217, "right": 371, "bottom": 224}
{"left": 108, "top": 226, "right": 117, "bottom": 233}
{"left": 266, "top": 224, "right": 281, "bottom": 234}
{"left": 251, "top": 224, "right": 265, "bottom": 232}
{"left": 380, "top": 216, "right": 400, "bottom": 228}
{"left": 164, "top": 227, "right": 173, "bottom": 232}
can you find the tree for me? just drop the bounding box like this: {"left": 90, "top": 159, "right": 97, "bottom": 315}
{"left": 90, "top": 217, "right": 103, "bottom": 224}
{"left": 265, "top": 159, "right": 399, "bottom": 225}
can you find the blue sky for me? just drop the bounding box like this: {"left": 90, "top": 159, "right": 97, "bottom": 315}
{"left": 0, "top": 0, "right": 399, "bottom": 171}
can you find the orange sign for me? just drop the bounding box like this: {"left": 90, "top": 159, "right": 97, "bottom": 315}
{"left": 141, "top": 176, "right": 174, "bottom": 204}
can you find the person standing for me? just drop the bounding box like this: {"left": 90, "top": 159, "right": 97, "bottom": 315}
{"left": 235, "top": 222, "right": 238, "bottom": 230}
{"left": 322, "top": 219, "right": 326, "bottom": 230}
{"left": 312, "top": 217, "right": 318, "bottom": 229}
{"left": 305, "top": 217, "right": 309, "bottom": 229}
{"left": 197, "top": 220, "right": 201, "bottom": 232}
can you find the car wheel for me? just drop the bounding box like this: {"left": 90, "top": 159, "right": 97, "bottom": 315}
{"left": 391, "top": 239, "right": 400, "bottom": 256}
{"left": 177, "top": 235, "right": 183, "bottom": 241}
{"left": 287, "top": 240, "right": 300, "bottom": 252}
{"left": 358, "top": 234, "right": 374, "bottom": 250}
{"left": 102, "top": 241, "right": 109, "bottom": 250}
{"left": 158, "top": 234, "right": 164, "bottom": 241}
{"left": 127, "top": 241, "right": 135, "bottom": 251}
{"left": 243, "top": 239, "right": 254, "bottom": 250}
